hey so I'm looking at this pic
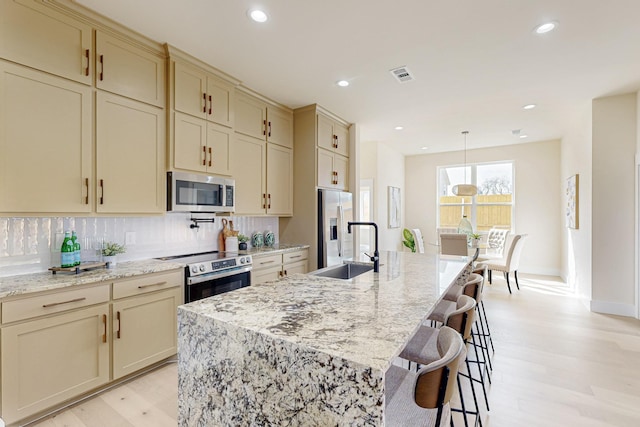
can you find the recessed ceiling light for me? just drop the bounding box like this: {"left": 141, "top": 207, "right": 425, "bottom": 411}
{"left": 394, "top": 126, "right": 404, "bottom": 131}
{"left": 421, "top": 146, "right": 428, "bottom": 150}
{"left": 534, "top": 21, "right": 557, "bottom": 34}
{"left": 519, "top": 134, "right": 528, "bottom": 139}
{"left": 336, "top": 80, "right": 349, "bottom": 87}
{"left": 249, "top": 9, "right": 268, "bottom": 23}
{"left": 523, "top": 104, "right": 536, "bottom": 110}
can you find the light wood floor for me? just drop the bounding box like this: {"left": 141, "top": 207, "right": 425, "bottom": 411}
{"left": 28, "top": 274, "right": 640, "bottom": 427}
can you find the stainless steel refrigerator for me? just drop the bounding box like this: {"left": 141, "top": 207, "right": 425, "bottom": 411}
{"left": 318, "top": 189, "right": 353, "bottom": 269}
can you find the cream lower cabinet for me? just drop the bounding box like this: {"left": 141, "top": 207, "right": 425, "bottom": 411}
{"left": 0, "top": 60, "right": 92, "bottom": 214}
{"left": 112, "top": 286, "right": 181, "bottom": 379}
{"left": 1, "top": 291, "right": 110, "bottom": 425}
{"left": 96, "top": 91, "right": 165, "bottom": 213}
{"left": 251, "top": 249, "right": 309, "bottom": 285}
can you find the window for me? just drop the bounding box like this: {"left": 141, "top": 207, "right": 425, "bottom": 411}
{"left": 438, "top": 162, "right": 513, "bottom": 231}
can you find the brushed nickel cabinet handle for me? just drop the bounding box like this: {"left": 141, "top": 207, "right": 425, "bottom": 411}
{"left": 203, "top": 93, "right": 207, "bottom": 113}
{"left": 42, "top": 297, "right": 86, "bottom": 308}
{"left": 99, "top": 54, "right": 104, "bottom": 81}
{"left": 102, "top": 314, "right": 107, "bottom": 343}
{"left": 84, "top": 49, "right": 90, "bottom": 76}
{"left": 137, "top": 281, "right": 168, "bottom": 289}
{"left": 116, "top": 311, "right": 121, "bottom": 339}
{"left": 289, "top": 255, "right": 302, "bottom": 259}
{"left": 260, "top": 260, "right": 276, "bottom": 265}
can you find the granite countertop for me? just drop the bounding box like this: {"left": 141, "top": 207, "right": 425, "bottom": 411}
{"left": 240, "top": 243, "right": 309, "bottom": 257}
{"left": 0, "top": 259, "right": 184, "bottom": 299}
{"left": 179, "top": 251, "right": 470, "bottom": 372}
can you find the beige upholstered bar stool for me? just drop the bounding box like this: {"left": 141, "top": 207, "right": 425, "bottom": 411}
{"left": 399, "top": 296, "right": 483, "bottom": 427}
{"left": 440, "top": 233, "right": 469, "bottom": 256}
{"left": 386, "top": 326, "right": 466, "bottom": 427}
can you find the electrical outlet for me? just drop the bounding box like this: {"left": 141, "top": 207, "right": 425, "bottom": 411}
{"left": 125, "top": 231, "right": 136, "bottom": 245}
{"left": 53, "top": 233, "right": 64, "bottom": 251}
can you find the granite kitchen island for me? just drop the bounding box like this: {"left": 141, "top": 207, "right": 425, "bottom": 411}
{"left": 177, "top": 251, "right": 471, "bottom": 426}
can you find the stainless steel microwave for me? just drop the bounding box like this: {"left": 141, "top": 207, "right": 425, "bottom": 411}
{"left": 167, "top": 171, "right": 235, "bottom": 213}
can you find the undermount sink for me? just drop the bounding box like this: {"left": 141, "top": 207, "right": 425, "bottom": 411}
{"left": 310, "top": 263, "right": 374, "bottom": 280}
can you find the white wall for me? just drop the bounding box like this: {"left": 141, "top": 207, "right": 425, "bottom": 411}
{"left": 405, "top": 139, "right": 561, "bottom": 275}
{"left": 359, "top": 141, "right": 405, "bottom": 252}
{"left": 560, "top": 102, "right": 592, "bottom": 301}
{"left": 591, "top": 93, "right": 637, "bottom": 316}
{"left": 0, "top": 214, "right": 278, "bottom": 277}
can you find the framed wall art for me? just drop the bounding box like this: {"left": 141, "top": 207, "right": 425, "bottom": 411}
{"left": 388, "top": 186, "right": 401, "bottom": 228}
{"left": 566, "top": 174, "right": 579, "bottom": 229}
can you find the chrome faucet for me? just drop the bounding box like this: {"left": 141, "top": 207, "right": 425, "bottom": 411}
{"left": 347, "top": 222, "right": 379, "bottom": 273}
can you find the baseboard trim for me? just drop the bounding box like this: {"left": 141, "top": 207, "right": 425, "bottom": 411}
{"left": 590, "top": 299, "right": 636, "bottom": 317}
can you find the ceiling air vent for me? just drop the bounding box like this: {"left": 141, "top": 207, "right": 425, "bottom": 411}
{"left": 390, "top": 66, "right": 415, "bottom": 83}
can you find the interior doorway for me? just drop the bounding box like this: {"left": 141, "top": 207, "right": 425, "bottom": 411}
{"left": 359, "top": 179, "right": 374, "bottom": 254}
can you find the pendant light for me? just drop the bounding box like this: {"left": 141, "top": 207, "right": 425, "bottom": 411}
{"left": 452, "top": 131, "right": 478, "bottom": 196}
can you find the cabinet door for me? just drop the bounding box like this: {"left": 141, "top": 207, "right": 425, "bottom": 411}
{"left": 251, "top": 265, "right": 283, "bottom": 285}
{"left": 0, "top": 0, "right": 92, "bottom": 84}
{"left": 174, "top": 61, "right": 207, "bottom": 119}
{"left": 1, "top": 304, "right": 110, "bottom": 425}
{"left": 317, "top": 148, "right": 335, "bottom": 189}
{"left": 266, "top": 144, "right": 293, "bottom": 216}
{"left": 112, "top": 287, "right": 181, "bottom": 379}
{"left": 174, "top": 112, "right": 207, "bottom": 173}
{"left": 283, "top": 259, "right": 308, "bottom": 276}
{"left": 334, "top": 154, "right": 349, "bottom": 190}
{"left": 235, "top": 91, "right": 267, "bottom": 140}
{"left": 95, "top": 31, "right": 165, "bottom": 107}
{"left": 207, "top": 122, "right": 232, "bottom": 176}
{"left": 0, "top": 61, "right": 92, "bottom": 213}
{"left": 96, "top": 92, "right": 165, "bottom": 213}
{"left": 266, "top": 106, "right": 293, "bottom": 149}
{"left": 206, "top": 75, "right": 234, "bottom": 127}
{"left": 317, "top": 114, "right": 336, "bottom": 151}
{"left": 334, "top": 122, "right": 349, "bottom": 157}
{"left": 230, "top": 134, "right": 266, "bottom": 215}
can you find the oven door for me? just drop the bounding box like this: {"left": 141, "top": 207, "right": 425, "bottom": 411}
{"left": 185, "top": 267, "right": 251, "bottom": 303}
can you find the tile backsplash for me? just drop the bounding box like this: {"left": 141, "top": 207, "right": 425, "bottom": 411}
{"left": 0, "top": 214, "right": 278, "bottom": 277}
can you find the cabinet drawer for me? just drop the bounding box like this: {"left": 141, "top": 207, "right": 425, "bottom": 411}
{"left": 251, "top": 266, "right": 283, "bottom": 285}
{"left": 252, "top": 254, "right": 283, "bottom": 270}
{"left": 284, "top": 249, "right": 308, "bottom": 264}
{"left": 2, "top": 284, "right": 110, "bottom": 324}
{"left": 113, "top": 269, "right": 183, "bottom": 300}
{"left": 283, "top": 259, "right": 308, "bottom": 276}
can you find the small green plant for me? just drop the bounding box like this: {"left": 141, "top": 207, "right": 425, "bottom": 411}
{"left": 470, "top": 233, "right": 481, "bottom": 240}
{"left": 102, "top": 241, "right": 126, "bottom": 256}
{"left": 402, "top": 228, "right": 416, "bottom": 253}
{"left": 237, "top": 234, "right": 249, "bottom": 243}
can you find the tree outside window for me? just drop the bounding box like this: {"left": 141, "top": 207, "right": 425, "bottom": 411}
{"left": 438, "top": 162, "right": 513, "bottom": 231}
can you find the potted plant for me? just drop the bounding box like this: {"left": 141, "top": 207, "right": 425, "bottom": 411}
{"left": 402, "top": 228, "right": 416, "bottom": 253}
{"left": 102, "top": 241, "right": 126, "bottom": 268}
{"left": 470, "top": 233, "right": 482, "bottom": 248}
{"left": 238, "top": 234, "right": 249, "bottom": 251}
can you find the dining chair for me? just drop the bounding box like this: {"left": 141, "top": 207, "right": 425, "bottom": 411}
{"left": 412, "top": 228, "right": 425, "bottom": 254}
{"left": 476, "top": 234, "right": 528, "bottom": 294}
{"left": 386, "top": 326, "right": 466, "bottom": 427}
{"left": 440, "top": 234, "right": 468, "bottom": 256}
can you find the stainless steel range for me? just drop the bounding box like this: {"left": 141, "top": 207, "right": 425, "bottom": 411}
{"left": 157, "top": 251, "right": 252, "bottom": 303}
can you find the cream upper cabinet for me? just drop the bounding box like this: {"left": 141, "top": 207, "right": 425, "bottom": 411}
{"left": 317, "top": 148, "right": 349, "bottom": 191}
{"left": 174, "top": 61, "right": 234, "bottom": 127}
{"left": 174, "top": 112, "right": 232, "bottom": 175}
{"left": 235, "top": 90, "right": 293, "bottom": 149}
{"left": 266, "top": 144, "right": 293, "bottom": 216}
{"left": 112, "top": 286, "right": 182, "bottom": 379}
{"left": 231, "top": 134, "right": 267, "bottom": 215}
{"left": 1, "top": 303, "right": 110, "bottom": 425}
{"left": 95, "top": 31, "right": 165, "bottom": 107}
{"left": 0, "top": 61, "right": 92, "bottom": 214}
{"left": 333, "top": 152, "right": 349, "bottom": 190}
{"left": 317, "top": 113, "right": 349, "bottom": 157}
{"left": 0, "top": 0, "right": 93, "bottom": 85}
{"left": 96, "top": 92, "right": 165, "bottom": 213}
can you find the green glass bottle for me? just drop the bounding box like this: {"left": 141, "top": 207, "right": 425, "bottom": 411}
{"left": 72, "top": 231, "right": 81, "bottom": 266}
{"left": 61, "top": 231, "right": 75, "bottom": 268}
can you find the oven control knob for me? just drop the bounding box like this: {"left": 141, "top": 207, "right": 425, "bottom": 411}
{"left": 199, "top": 264, "right": 206, "bottom": 272}
{"left": 190, "top": 265, "right": 198, "bottom": 274}
{"left": 240, "top": 257, "right": 245, "bottom": 264}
